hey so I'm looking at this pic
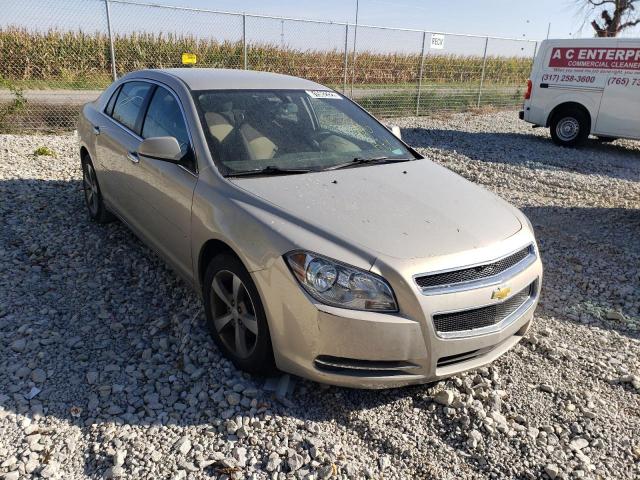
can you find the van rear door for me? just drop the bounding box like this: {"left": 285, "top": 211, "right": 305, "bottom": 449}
{"left": 594, "top": 40, "right": 640, "bottom": 139}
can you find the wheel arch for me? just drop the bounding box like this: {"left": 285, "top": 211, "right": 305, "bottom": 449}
{"left": 546, "top": 101, "right": 592, "bottom": 131}
{"left": 197, "top": 238, "right": 244, "bottom": 291}
{"left": 80, "top": 145, "right": 90, "bottom": 163}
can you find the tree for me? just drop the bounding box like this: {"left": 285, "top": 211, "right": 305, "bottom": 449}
{"left": 581, "top": 0, "right": 640, "bottom": 37}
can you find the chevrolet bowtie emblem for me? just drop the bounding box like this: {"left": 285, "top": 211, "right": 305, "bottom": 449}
{"left": 491, "top": 287, "right": 511, "bottom": 300}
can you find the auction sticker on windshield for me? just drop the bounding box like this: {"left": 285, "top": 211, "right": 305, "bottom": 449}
{"left": 306, "top": 90, "right": 342, "bottom": 99}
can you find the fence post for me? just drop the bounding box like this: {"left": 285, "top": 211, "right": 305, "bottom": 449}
{"left": 342, "top": 24, "right": 349, "bottom": 94}
{"left": 242, "top": 14, "right": 248, "bottom": 70}
{"left": 350, "top": 22, "right": 358, "bottom": 97}
{"left": 476, "top": 36, "right": 489, "bottom": 108}
{"left": 415, "top": 31, "right": 427, "bottom": 116}
{"left": 104, "top": 0, "right": 117, "bottom": 81}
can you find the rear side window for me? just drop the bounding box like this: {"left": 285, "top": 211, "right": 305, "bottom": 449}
{"left": 111, "top": 81, "right": 153, "bottom": 134}
{"left": 142, "top": 87, "right": 190, "bottom": 157}
{"left": 104, "top": 86, "right": 121, "bottom": 116}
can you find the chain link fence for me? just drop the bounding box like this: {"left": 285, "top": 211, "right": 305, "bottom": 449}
{"left": 0, "top": 0, "right": 537, "bottom": 132}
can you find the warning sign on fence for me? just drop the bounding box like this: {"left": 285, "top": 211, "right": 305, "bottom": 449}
{"left": 430, "top": 34, "right": 445, "bottom": 50}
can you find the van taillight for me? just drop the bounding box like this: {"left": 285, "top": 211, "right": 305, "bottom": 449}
{"left": 524, "top": 79, "right": 532, "bottom": 100}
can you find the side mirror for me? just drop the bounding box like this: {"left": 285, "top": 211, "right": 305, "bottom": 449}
{"left": 390, "top": 125, "right": 402, "bottom": 140}
{"left": 138, "top": 136, "right": 183, "bottom": 162}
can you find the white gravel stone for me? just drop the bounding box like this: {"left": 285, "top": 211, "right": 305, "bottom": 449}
{"left": 1, "top": 113, "right": 638, "bottom": 479}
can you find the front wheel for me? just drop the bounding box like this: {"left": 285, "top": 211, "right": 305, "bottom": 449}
{"left": 549, "top": 109, "right": 590, "bottom": 148}
{"left": 203, "top": 253, "right": 275, "bottom": 374}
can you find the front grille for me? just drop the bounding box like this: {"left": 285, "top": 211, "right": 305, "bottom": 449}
{"left": 416, "top": 246, "right": 532, "bottom": 290}
{"left": 433, "top": 283, "right": 534, "bottom": 334}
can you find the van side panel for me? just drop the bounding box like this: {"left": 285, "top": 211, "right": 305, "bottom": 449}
{"left": 594, "top": 40, "right": 640, "bottom": 139}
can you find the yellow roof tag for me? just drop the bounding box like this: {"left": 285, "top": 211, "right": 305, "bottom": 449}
{"left": 181, "top": 53, "right": 197, "bottom": 65}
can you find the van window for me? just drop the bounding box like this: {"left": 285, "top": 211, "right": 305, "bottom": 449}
{"left": 111, "top": 81, "right": 153, "bottom": 134}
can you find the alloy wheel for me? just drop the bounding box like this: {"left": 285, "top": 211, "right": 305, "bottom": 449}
{"left": 210, "top": 270, "right": 259, "bottom": 359}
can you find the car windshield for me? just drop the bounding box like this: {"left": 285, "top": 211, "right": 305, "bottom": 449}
{"left": 192, "top": 89, "right": 417, "bottom": 175}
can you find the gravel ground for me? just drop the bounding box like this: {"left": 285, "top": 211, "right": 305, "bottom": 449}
{"left": 1, "top": 111, "right": 639, "bottom": 480}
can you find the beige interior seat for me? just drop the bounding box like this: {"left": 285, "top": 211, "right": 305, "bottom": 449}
{"left": 205, "top": 112, "right": 234, "bottom": 143}
{"left": 239, "top": 123, "right": 277, "bottom": 160}
{"left": 319, "top": 135, "right": 360, "bottom": 153}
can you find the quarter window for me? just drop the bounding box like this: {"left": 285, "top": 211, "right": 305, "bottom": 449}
{"left": 111, "top": 81, "right": 153, "bottom": 134}
{"left": 104, "top": 86, "right": 120, "bottom": 116}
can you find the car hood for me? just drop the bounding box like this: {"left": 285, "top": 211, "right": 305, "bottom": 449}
{"left": 229, "top": 160, "right": 522, "bottom": 260}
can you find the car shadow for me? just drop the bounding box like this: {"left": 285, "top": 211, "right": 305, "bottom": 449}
{"left": 401, "top": 127, "right": 640, "bottom": 183}
{"left": 0, "top": 177, "right": 638, "bottom": 478}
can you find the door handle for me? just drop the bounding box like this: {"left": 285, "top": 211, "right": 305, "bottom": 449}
{"left": 127, "top": 152, "right": 139, "bottom": 164}
{"left": 92, "top": 125, "right": 101, "bottom": 135}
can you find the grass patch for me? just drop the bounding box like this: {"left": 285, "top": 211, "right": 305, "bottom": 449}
{"left": 33, "top": 146, "right": 56, "bottom": 156}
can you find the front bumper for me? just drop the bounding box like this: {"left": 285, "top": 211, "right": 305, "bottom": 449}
{"left": 252, "top": 235, "right": 542, "bottom": 389}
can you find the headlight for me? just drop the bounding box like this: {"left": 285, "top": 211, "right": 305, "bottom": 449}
{"left": 285, "top": 251, "right": 398, "bottom": 312}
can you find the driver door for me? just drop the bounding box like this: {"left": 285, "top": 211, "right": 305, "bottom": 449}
{"left": 125, "top": 85, "right": 198, "bottom": 280}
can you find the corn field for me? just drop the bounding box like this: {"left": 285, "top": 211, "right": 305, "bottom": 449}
{"left": 0, "top": 0, "right": 536, "bottom": 133}
{"left": 0, "top": 28, "right": 532, "bottom": 89}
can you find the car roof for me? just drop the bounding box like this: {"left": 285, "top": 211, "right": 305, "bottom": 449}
{"left": 145, "top": 68, "right": 332, "bottom": 91}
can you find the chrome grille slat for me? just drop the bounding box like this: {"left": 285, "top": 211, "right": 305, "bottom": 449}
{"left": 433, "top": 283, "right": 534, "bottom": 335}
{"left": 416, "top": 245, "right": 532, "bottom": 290}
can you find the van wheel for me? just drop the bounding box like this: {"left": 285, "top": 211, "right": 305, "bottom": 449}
{"left": 550, "top": 109, "right": 590, "bottom": 147}
{"left": 203, "top": 253, "right": 275, "bottom": 374}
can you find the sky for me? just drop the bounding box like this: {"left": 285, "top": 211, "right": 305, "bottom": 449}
{"left": 159, "top": 0, "right": 638, "bottom": 40}
{"left": 4, "top": 0, "right": 639, "bottom": 58}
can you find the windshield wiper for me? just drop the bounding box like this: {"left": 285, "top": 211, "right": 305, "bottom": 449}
{"left": 322, "top": 156, "right": 413, "bottom": 171}
{"left": 226, "top": 165, "right": 312, "bottom": 177}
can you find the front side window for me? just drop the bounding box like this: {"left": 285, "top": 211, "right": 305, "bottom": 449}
{"left": 111, "top": 81, "right": 153, "bottom": 134}
{"left": 142, "top": 87, "right": 190, "bottom": 156}
{"left": 193, "top": 89, "right": 416, "bottom": 175}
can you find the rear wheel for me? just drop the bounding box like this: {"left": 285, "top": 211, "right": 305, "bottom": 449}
{"left": 550, "top": 108, "right": 590, "bottom": 148}
{"left": 81, "top": 155, "right": 114, "bottom": 223}
{"left": 203, "top": 253, "right": 275, "bottom": 374}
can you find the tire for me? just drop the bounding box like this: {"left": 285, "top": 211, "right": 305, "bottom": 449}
{"left": 203, "top": 253, "right": 275, "bottom": 374}
{"left": 596, "top": 136, "right": 618, "bottom": 143}
{"left": 81, "top": 154, "right": 114, "bottom": 223}
{"left": 549, "top": 108, "right": 590, "bottom": 147}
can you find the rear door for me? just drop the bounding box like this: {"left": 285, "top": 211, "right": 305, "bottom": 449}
{"left": 595, "top": 40, "right": 640, "bottom": 139}
{"left": 96, "top": 81, "right": 154, "bottom": 216}
{"left": 125, "top": 84, "right": 198, "bottom": 280}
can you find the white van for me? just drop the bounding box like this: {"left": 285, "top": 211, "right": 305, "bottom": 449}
{"left": 520, "top": 38, "right": 640, "bottom": 147}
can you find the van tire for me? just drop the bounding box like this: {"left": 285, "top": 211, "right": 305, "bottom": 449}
{"left": 550, "top": 109, "right": 590, "bottom": 148}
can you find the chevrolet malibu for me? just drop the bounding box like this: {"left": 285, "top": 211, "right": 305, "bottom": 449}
{"left": 78, "top": 69, "right": 542, "bottom": 388}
